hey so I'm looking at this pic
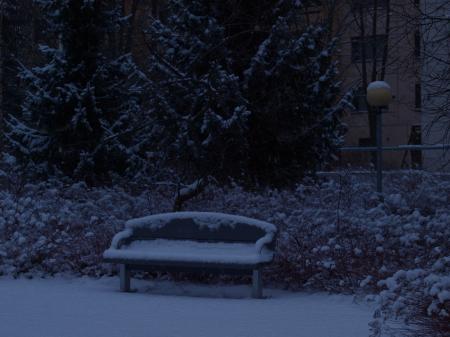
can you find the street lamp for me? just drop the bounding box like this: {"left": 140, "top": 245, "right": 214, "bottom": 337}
{"left": 367, "top": 81, "right": 393, "bottom": 195}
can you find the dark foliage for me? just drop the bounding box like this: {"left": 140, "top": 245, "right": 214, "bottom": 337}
{"left": 6, "top": 0, "right": 145, "bottom": 181}
{"left": 144, "top": 0, "right": 349, "bottom": 185}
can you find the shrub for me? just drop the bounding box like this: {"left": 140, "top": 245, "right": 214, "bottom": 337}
{"left": 0, "top": 158, "right": 449, "bottom": 335}
{"left": 371, "top": 257, "right": 450, "bottom": 337}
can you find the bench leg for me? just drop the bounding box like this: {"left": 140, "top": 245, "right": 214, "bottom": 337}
{"left": 252, "top": 269, "right": 263, "bottom": 299}
{"left": 120, "top": 264, "right": 131, "bottom": 292}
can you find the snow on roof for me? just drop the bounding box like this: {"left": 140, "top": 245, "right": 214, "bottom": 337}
{"left": 125, "top": 211, "right": 277, "bottom": 233}
{"left": 367, "top": 81, "right": 391, "bottom": 91}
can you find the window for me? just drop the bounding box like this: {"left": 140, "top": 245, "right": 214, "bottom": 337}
{"left": 359, "top": 138, "right": 372, "bottom": 147}
{"left": 351, "top": 35, "right": 387, "bottom": 63}
{"left": 308, "top": 0, "right": 323, "bottom": 8}
{"left": 352, "top": 87, "right": 368, "bottom": 112}
{"left": 351, "top": 0, "right": 388, "bottom": 10}
{"left": 415, "top": 83, "right": 422, "bottom": 110}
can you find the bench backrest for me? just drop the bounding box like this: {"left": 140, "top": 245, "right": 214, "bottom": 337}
{"left": 122, "top": 212, "right": 277, "bottom": 248}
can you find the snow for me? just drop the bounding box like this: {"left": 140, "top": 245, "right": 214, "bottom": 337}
{"left": 255, "top": 232, "right": 275, "bottom": 252}
{"left": 104, "top": 239, "right": 273, "bottom": 264}
{"left": 110, "top": 228, "right": 133, "bottom": 249}
{"left": 367, "top": 81, "right": 391, "bottom": 91}
{"left": 125, "top": 212, "right": 277, "bottom": 233}
{"left": 177, "top": 179, "right": 203, "bottom": 198}
{"left": 0, "top": 277, "right": 373, "bottom": 337}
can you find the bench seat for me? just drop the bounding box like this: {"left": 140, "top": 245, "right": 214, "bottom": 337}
{"left": 104, "top": 239, "right": 274, "bottom": 265}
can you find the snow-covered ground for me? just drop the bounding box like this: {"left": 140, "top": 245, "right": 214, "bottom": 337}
{"left": 0, "top": 277, "right": 373, "bottom": 337}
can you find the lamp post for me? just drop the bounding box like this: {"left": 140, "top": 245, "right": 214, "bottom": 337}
{"left": 366, "top": 81, "right": 393, "bottom": 195}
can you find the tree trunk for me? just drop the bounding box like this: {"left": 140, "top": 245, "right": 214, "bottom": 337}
{"left": 173, "top": 178, "right": 207, "bottom": 212}
{"left": 125, "top": 0, "right": 140, "bottom": 53}
{"left": 368, "top": 1, "right": 379, "bottom": 167}
{"left": 380, "top": 0, "right": 391, "bottom": 80}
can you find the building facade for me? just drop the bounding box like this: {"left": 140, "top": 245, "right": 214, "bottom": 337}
{"left": 330, "top": 0, "right": 423, "bottom": 168}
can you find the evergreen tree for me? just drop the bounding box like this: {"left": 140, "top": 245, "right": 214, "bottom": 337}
{"left": 243, "top": 15, "right": 349, "bottom": 184}
{"left": 144, "top": 0, "right": 250, "bottom": 182}
{"left": 6, "top": 0, "right": 145, "bottom": 180}
{"left": 1, "top": 0, "right": 35, "bottom": 131}
{"left": 145, "top": 0, "right": 349, "bottom": 186}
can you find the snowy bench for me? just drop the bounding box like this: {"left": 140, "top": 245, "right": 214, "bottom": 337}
{"left": 103, "top": 212, "right": 277, "bottom": 298}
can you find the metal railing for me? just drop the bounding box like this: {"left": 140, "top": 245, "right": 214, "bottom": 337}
{"left": 340, "top": 144, "right": 450, "bottom": 152}
{"left": 338, "top": 144, "right": 450, "bottom": 194}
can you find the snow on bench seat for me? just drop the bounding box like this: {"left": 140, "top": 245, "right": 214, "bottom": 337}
{"left": 104, "top": 239, "right": 274, "bottom": 265}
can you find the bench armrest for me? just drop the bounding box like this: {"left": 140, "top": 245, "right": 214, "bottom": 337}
{"left": 255, "top": 232, "right": 275, "bottom": 254}
{"left": 110, "top": 229, "right": 134, "bottom": 249}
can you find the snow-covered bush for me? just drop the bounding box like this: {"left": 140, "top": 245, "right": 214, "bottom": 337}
{"left": 194, "top": 172, "right": 450, "bottom": 292}
{"left": 1, "top": 165, "right": 449, "bottom": 284}
{"left": 371, "top": 257, "right": 450, "bottom": 337}
{"left": 0, "top": 153, "right": 172, "bottom": 277}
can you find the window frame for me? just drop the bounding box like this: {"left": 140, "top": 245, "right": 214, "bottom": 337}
{"left": 351, "top": 34, "right": 387, "bottom": 63}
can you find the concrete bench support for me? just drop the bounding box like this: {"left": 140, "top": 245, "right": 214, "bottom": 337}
{"left": 252, "top": 269, "right": 263, "bottom": 299}
{"left": 120, "top": 264, "right": 130, "bottom": 292}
